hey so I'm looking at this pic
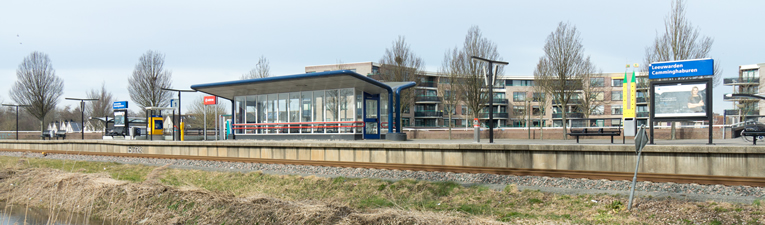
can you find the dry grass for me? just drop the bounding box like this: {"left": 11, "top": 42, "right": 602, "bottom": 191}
{"left": 0, "top": 155, "right": 763, "bottom": 224}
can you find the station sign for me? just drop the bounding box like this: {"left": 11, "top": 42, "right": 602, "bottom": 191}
{"left": 203, "top": 96, "right": 217, "bottom": 105}
{"left": 649, "top": 58, "right": 714, "bottom": 79}
{"left": 113, "top": 101, "right": 128, "bottom": 110}
{"left": 170, "top": 99, "right": 179, "bottom": 108}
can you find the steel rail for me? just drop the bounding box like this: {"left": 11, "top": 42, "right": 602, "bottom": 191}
{"left": 2, "top": 148, "right": 763, "bottom": 187}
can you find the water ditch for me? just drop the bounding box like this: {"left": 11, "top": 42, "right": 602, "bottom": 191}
{"left": 0, "top": 202, "right": 124, "bottom": 225}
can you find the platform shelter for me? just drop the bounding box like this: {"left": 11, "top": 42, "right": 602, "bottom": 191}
{"left": 190, "top": 70, "right": 415, "bottom": 140}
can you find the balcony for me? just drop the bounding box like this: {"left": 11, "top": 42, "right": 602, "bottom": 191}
{"left": 636, "top": 97, "right": 647, "bottom": 104}
{"left": 415, "top": 95, "right": 440, "bottom": 102}
{"left": 552, "top": 99, "right": 583, "bottom": 105}
{"left": 483, "top": 98, "right": 509, "bottom": 104}
{"left": 414, "top": 111, "right": 443, "bottom": 118}
{"left": 636, "top": 112, "right": 649, "bottom": 118}
{"left": 723, "top": 77, "right": 759, "bottom": 86}
{"left": 419, "top": 81, "right": 437, "bottom": 88}
{"left": 724, "top": 109, "right": 739, "bottom": 115}
{"left": 479, "top": 112, "right": 509, "bottom": 118}
{"left": 551, "top": 112, "right": 584, "bottom": 119}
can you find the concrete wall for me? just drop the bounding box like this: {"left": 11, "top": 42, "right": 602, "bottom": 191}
{"left": 0, "top": 140, "right": 762, "bottom": 177}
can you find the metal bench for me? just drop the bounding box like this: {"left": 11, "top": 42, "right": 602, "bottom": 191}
{"left": 567, "top": 128, "right": 622, "bottom": 144}
{"left": 54, "top": 130, "right": 66, "bottom": 140}
{"left": 742, "top": 131, "right": 765, "bottom": 145}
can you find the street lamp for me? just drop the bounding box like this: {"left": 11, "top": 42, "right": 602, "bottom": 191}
{"left": 64, "top": 98, "right": 99, "bottom": 140}
{"left": 471, "top": 56, "right": 508, "bottom": 144}
{"left": 2, "top": 104, "right": 30, "bottom": 140}
{"left": 161, "top": 88, "right": 196, "bottom": 141}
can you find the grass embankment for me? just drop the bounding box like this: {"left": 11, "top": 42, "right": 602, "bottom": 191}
{"left": 0, "top": 155, "right": 763, "bottom": 224}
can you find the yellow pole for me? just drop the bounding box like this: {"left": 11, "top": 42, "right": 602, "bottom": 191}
{"left": 180, "top": 122, "right": 185, "bottom": 141}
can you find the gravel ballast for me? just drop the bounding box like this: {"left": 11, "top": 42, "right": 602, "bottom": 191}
{"left": 3, "top": 151, "right": 762, "bottom": 204}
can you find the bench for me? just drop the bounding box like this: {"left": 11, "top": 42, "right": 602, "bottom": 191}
{"left": 567, "top": 128, "right": 622, "bottom": 144}
{"left": 742, "top": 131, "right": 765, "bottom": 145}
{"left": 54, "top": 130, "right": 66, "bottom": 140}
{"left": 40, "top": 130, "right": 53, "bottom": 140}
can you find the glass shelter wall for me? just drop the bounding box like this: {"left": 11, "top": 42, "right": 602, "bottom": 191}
{"left": 233, "top": 88, "right": 363, "bottom": 134}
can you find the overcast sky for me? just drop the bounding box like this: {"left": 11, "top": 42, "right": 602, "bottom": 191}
{"left": 2, "top": 0, "right": 763, "bottom": 114}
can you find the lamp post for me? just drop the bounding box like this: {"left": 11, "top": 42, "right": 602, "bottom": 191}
{"left": 471, "top": 56, "right": 508, "bottom": 144}
{"left": 161, "top": 88, "right": 196, "bottom": 141}
{"left": 2, "top": 104, "right": 30, "bottom": 140}
{"left": 64, "top": 98, "right": 99, "bottom": 140}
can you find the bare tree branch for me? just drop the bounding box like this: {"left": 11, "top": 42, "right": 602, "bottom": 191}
{"left": 128, "top": 50, "right": 174, "bottom": 111}
{"left": 85, "top": 82, "right": 114, "bottom": 131}
{"left": 241, "top": 55, "right": 271, "bottom": 79}
{"left": 379, "top": 36, "right": 425, "bottom": 114}
{"left": 534, "top": 22, "right": 594, "bottom": 139}
{"left": 9, "top": 51, "right": 64, "bottom": 134}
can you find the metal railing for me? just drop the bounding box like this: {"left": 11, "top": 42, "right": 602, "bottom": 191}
{"left": 479, "top": 112, "right": 509, "bottom": 118}
{"left": 636, "top": 97, "right": 647, "bottom": 103}
{"left": 415, "top": 95, "right": 440, "bottom": 102}
{"left": 414, "top": 111, "right": 443, "bottom": 117}
{"left": 636, "top": 112, "right": 649, "bottom": 118}
{"left": 419, "top": 81, "right": 437, "bottom": 88}
{"left": 551, "top": 112, "right": 584, "bottom": 119}
{"left": 723, "top": 77, "right": 759, "bottom": 85}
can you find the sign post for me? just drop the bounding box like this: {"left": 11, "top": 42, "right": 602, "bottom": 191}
{"left": 203, "top": 96, "right": 217, "bottom": 141}
{"left": 628, "top": 125, "right": 649, "bottom": 210}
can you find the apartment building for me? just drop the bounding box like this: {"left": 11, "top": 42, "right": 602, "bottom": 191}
{"left": 306, "top": 62, "right": 649, "bottom": 128}
{"left": 723, "top": 63, "right": 764, "bottom": 122}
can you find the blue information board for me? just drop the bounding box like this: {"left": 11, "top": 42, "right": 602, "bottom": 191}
{"left": 113, "top": 101, "right": 128, "bottom": 110}
{"left": 649, "top": 58, "right": 714, "bottom": 79}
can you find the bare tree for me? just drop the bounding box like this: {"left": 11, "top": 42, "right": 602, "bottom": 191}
{"left": 439, "top": 50, "right": 464, "bottom": 139}
{"left": 576, "top": 63, "right": 609, "bottom": 124}
{"left": 85, "top": 82, "right": 114, "bottom": 131}
{"left": 241, "top": 55, "right": 271, "bottom": 79}
{"left": 379, "top": 36, "right": 425, "bottom": 114}
{"left": 643, "top": 0, "right": 721, "bottom": 139}
{"left": 531, "top": 81, "right": 550, "bottom": 139}
{"left": 445, "top": 26, "right": 503, "bottom": 126}
{"left": 187, "top": 96, "right": 226, "bottom": 129}
{"left": 128, "top": 50, "right": 173, "bottom": 112}
{"left": 10, "top": 51, "right": 64, "bottom": 134}
{"left": 533, "top": 22, "right": 594, "bottom": 139}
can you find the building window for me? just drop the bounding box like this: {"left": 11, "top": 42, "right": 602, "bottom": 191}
{"left": 612, "top": 79, "right": 623, "bottom": 87}
{"left": 611, "top": 105, "right": 622, "bottom": 115}
{"left": 513, "top": 106, "right": 525, "bottom": 116}
{"left": 590, "top": 77, "right": 604, "bottom": 87}
{"left": 506, "top": 80, "right": 534, "bottom": 86}
{"left": 592, "top": 105, "right": 604, "bottom": 115}
{"left": 461, "top": 105, "right": 468, "bottom": 115}
{"left": 611, "top": 119, "right": 622, "bottom": 127}
{"left": 532, "top": 106, "right": 543, "bottom": 116}
{"left": 594, "top": 92, "right": 604, "bottom": 101}
{"left": 513, "top": 92, "right": 526, "bottom": 102}
{"left": 440, "top": 77, "right": 449, "bottom": 84}
{"left": 401, "top": 118, "right": 410, "bottom": 127}
{"left": 532, "top": 92, "right": 544, "bottom": 102}
{"left": 611, "top": 91, "right": 622, "bottom": 101}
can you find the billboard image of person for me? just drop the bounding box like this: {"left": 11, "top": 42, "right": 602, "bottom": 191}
{"left": 114, "top": 111, "right": 126, "bottom": 127}
{"left": 653, "top": 82, "right": 707, "bottom": 118}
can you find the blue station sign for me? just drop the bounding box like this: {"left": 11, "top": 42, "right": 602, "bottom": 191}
{"left": 113, "top": 101, "right": 128, "bottom": 110}
{"left": 649, "top": 58, "right": 714, "bottom": 79}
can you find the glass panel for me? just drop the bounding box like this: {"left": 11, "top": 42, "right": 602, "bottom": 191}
{"left": 365, "top": 122, "right": 378, "bottom": 134}
{"left": 278, "top": 93, "right": 287, "bottom": 133}
{"left": 313, "top": 90, "right": 324, "bottom": 133}
{"left": 301, "top": 91, "right": 312, "bottom": 133}
{"left": 234, "top": 96, "right": 245, "bottom": 134}
{"left": 245, "top": 96, "right": 257, "bottom": 134}
{"left": 356, "top": 90, "right": 363, "bottom": 134}
{"left": 289, "top": 92, "right": 300, "bottom": 133}
{"left": 380, "top": 92, "right": 389, "bottom": 133}
{"left": 267, "top": 94, "right": 277, "bottom": 133}
{"left": 339, "top": 88, "right": 353, "bottom": 133}
{"left": 256, "top": 95, "right": 266, "bottom": 134}
{"left": 325, "top": 90, "right": 339, "bottom": 133}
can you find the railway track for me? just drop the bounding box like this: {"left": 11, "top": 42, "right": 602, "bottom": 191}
{"left": 3, "top": 148, "right": 764, "bottom": 187}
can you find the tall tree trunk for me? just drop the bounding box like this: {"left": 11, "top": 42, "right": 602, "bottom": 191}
{"left": 671, "top": 122, "right": 677, "bottom": 140}
{"left": 448, "top": 113, "right": 452, "bottom": 140}
{"left": 40, "top": 120, "right": 44, "bottom": 139}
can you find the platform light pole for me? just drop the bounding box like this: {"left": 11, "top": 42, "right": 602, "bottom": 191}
{"left": 161, "top": 88, "right": 196, "bottom": 141}
{"left": 65, "top": 98, "right": 99, "bottom": 140}
{"left": 471, "top": 56, "right": 508, "bottom": 143}
{"left": 2, "top": 104, "right": 30, "bottom": 140}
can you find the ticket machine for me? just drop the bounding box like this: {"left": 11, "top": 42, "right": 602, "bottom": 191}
{"left": 150, "top": 116, "right": 164, "bottom": 135}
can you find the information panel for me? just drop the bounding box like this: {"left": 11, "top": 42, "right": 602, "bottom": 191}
{"left": 653, "top": 82, "right": 708, "bottom": 118}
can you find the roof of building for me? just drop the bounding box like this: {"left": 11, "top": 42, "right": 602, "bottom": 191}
{"left": 190, "top": 70, "right": 394, "bottom": 100}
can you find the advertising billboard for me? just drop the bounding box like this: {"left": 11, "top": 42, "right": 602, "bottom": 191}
{"left": 652, "top": 82, "right": 708, "bottom": 118}
{"left": 114, "top": 110, "right": 127, "bottom": 127}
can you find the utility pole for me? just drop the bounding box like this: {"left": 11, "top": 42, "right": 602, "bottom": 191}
{"left": 2, "top": 104, "right": 30, "bottom": 140}
{"left": 471, "top": 56, "right": 508, "bottom": 143}
{"left": 64, "top": 98, "right": 99, "bottom": 139}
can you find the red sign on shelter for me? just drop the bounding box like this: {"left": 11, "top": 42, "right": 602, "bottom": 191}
{"left": 203, "top": 96, "right": 217, "bottom": 105}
